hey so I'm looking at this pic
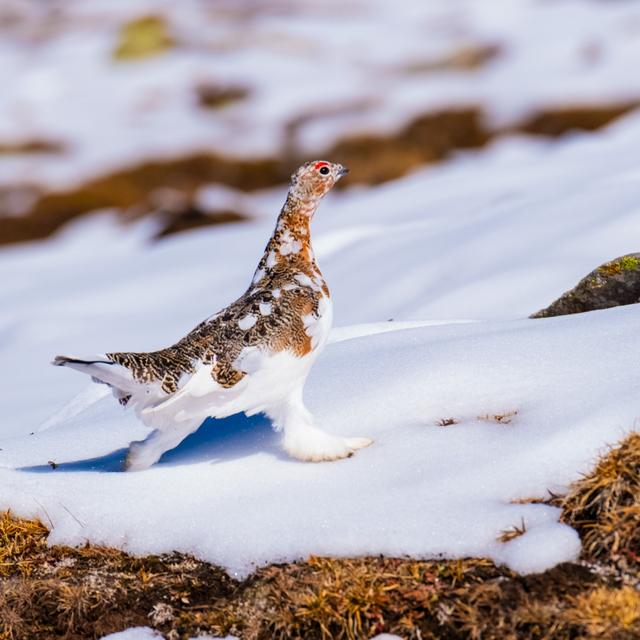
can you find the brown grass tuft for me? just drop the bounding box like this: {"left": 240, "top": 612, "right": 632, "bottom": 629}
{"left": 561, "top": 432, "right": 640, "bottom": 571}
{"left": 0, "top": 511, "right": 48, "bottom": 578}
{"left": 565, "top": 586, "right": 640, "bottom": 638}
{"left": 478, "top": 410, "right": 518, "bottom": 425}
{"left": 497, "top": 518, "right": 527, "bottom": 544}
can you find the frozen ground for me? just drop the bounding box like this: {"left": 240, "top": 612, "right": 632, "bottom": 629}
{"left": 1, "top": 0, "right": 640, "bottom": 193}
{"left": 0, "top": 111, "right": 639, "bottom": 577}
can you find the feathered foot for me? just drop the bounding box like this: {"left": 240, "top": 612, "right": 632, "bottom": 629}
{"left": 123, "top": 421, "right": 201, "bottom": 471}
{"left": 268, "top": 389, "right": 373, "bottom": 463}
{"left": 283, "top": 425, "right": 373, "bottom": 462}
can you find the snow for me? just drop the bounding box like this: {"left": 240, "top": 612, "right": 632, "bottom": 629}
{"left": 100, "top": 629, "right": 160, "bottom": 640}
{"left": 494, "top": 522, "right": 581, "bottom": 576}
{"left": 3, "top": 309, "right": 617, "bottom": 577}
{"left": 1, "top": 21, "right": 640, "bottom": 577}
{"left": 100, "top": 629, "right": 232, "bottom": 640}
{"left": 2, "top": 0, "right": 640, "bottom": 191}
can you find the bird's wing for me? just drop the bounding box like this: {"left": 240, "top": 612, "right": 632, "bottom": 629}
{"left": 141, "top": 363, "right": 248, "bottom": 423}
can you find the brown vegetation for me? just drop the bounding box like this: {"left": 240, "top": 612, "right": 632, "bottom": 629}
{"left": 325, "top": 109, "right": 489, "bottom": 185}
{"left": 403, "top": 44, "right": 502, "bottom": 74}
{"left": 478, "top": 410, "right": 518, "bottom": 425}
{"left": 560, "top": 432, "right": 640, "bottom": 574}
{"left": 0, "top": 154, "right": 284, "bottom": 246}
{"left": 1, "top": 102, "right": 638, "bottom": 247}
{"left": 195, "top": 84, "right": 250, "bottom": 110}
{"left": 153, "top": 206, "right": 248, "bottom": 240}
{"left": 517, "top": 103, "right": 639, "bottom": 137}
{"left": 436, "top": 417, "right": 458, "bottom": 427}
{"left": 0, "top": 140, "right": 64, "bottom": 155}
{"left": 113, "top": 16, "right": 174, "bottom": 61}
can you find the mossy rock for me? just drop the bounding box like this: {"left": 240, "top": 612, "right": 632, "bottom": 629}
{"left": 113, "top": 15, "right": 174, "bottom": 61}
{"left": 531, "top": 253, "right": 640, "bottom": 318}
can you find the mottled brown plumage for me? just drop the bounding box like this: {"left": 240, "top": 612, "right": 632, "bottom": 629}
{"left": 107, "top": 162, "right": 333, "bottom": 394}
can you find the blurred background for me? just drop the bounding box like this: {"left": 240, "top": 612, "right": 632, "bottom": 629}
{"left": 2, "top": 0, "right": 640, "bottom": 244}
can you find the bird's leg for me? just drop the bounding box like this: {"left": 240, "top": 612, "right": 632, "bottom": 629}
{"left": 124, "top": 420, "right": 201, "bottom": 471}
{"left": 268, "top": 387, "right": 373, "bottom": 462}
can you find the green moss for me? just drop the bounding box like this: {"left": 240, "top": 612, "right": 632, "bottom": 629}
{"left": 598, "top": 255, "right": 640, "bottom": 277}
{"left": 113, "top": 16, "right": 174, "bottom": 61}
{"left": 619, "top": 255, "right": 639, "bottom": 271}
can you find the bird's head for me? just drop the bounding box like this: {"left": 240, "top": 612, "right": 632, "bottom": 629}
{"left": 289, "top": 160, "right": 349, "bottom": 201}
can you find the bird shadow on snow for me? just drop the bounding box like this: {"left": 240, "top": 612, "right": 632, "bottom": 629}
{"left": 19, "top": 412, "right": 281, "bottom": 474}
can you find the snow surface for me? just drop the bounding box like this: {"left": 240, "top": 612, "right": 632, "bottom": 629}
{"left": 101, "top": 629, "right": 160, "bottom": 640}
{"left": 100, "top": 628, "right": 231, "bottom": 640}
{"left": 2, "top": 0, "right": 640, "bottom": 192}
{"left": 3, "top": 301, "right": 636, "bottom": 577}
{"left": 0, "top": 107, "right": 639, "bottom": 578}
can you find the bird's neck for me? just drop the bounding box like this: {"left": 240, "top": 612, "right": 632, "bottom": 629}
{"left": 251, "top": 190, "right": 322, "bottom": 285}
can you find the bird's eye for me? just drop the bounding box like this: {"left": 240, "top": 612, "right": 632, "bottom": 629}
{"left": 319, "top": 166, "right": 330, "bottom": 175}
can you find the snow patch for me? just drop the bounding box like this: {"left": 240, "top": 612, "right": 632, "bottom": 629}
{"left": 100, "top": 628, "right": 160, "bottom": 640}
{"left": 0, "top": 307, "right": 638, "bottom": 577}
{"left": 494, "top": 523, "right": 581, "bottom": 575}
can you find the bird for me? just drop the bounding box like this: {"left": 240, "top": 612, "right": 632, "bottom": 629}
{"left": 53, "top": 160, "right": 373, "bottom": 471}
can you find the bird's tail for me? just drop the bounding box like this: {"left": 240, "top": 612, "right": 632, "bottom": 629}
{"left": 52, "top": 354, "right": 135, "bottom": 392}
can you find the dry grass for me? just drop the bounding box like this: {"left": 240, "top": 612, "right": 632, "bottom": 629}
{"left": 403, "top": 44, "right": 502, "bottom": 74}
{"left": 517, "top": 103, "right": 640, "bottom": 137}
{"left": 1, "top": 431, "right": 639, "bottom": 638}
{"left": 0, "top": 140, "right": 64, "bottom": 155}
{"left": 497, "top": 518, "right": 527, "bottom": 544}
{"left": 564, "top": 586, "right": 640, "bottom": 638}
{"left": 0, "top": 511, "right": 48, "bottom": 578}
{"left": 436, "top": 411, "right": 518, "bottom": 428}
{"left": 0, "top": 154, "right": 284, "bottom": 246}
{"left": 560, "top": 432, "right": 640, "bottom": 573}
{"left": 195, "top": 84, "right": 250, "bottom": 110}
{"left": 0, "top": 518, "right": 233, "bottom": 639}
{"left": 478, "top": 410, "right": 518, "bottom": 425}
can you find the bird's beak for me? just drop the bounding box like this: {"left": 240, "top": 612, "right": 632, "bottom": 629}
{"left": 337, "top": 165, "right": 349, "bottom": 178}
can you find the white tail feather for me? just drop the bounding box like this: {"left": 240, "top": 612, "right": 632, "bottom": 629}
{"left": 52, "top": 355, "right": 135, "bottom": 391}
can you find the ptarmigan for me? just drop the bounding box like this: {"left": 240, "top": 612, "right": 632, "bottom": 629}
{"left": 54, "top": 160, "right": 372, "bottom": 471}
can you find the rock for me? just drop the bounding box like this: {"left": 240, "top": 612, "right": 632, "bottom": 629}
{"left": 531, "top": 254, "right": 640, "bottom": 318}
